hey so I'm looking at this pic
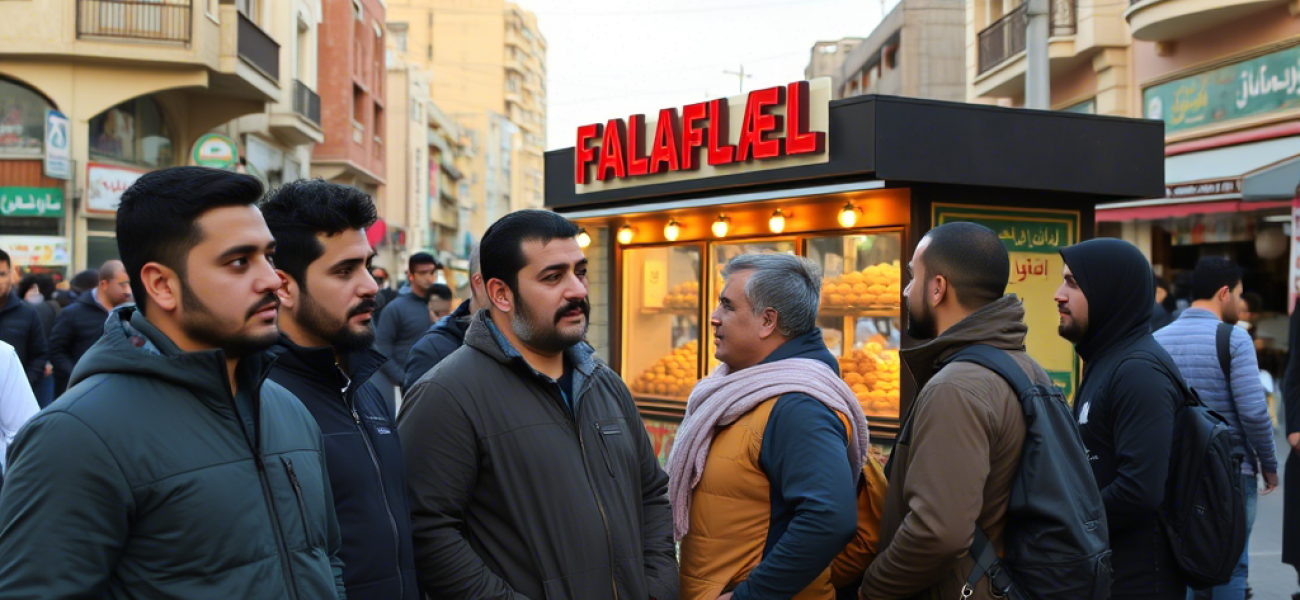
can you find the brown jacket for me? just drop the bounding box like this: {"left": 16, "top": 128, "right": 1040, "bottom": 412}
{"left": 860, "top": 296, "right": 1040, "bottom": 600}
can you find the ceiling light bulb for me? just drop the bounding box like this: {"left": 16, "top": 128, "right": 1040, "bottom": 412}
{"left": 838, "top": 203, "right": 858, "bottom": 228}
{"left": 664, "top": 220, "right": 681, "bottom": 241}
{"left": 769, "top": 210, "right": 786, "bottom": 234}
{"left": 617, "top": 225, "right": 635, "bottom": 245}
{"left": 712, "top": 215, "right": 729, "bottom": 238}
{"left": 576, "top": 228, "right": 592, "bottom": 248}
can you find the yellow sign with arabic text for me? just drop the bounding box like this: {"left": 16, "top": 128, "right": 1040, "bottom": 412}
{"left": 933, "top": 204, "right": 1080, "bottom": 399}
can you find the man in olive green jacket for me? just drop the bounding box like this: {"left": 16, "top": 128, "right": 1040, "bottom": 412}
{"left": 0, "top": 167, "right": 346, "bottom": 599}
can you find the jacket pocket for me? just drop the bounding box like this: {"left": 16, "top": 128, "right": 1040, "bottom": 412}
{"left": 281, "top": 456, "right": 316, "bottom": 548}
{"left": 594, "top": 419, "right": 627, "bottom": 478}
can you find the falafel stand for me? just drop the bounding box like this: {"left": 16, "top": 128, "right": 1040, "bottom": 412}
{"left": 544, "top": 79, "right": 1165, "bottom": 461}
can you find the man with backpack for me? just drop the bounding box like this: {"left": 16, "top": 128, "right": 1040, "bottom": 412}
{"left": 1155, "top": 256, "right": 1277, "bottom": 599}
{"left": 1057, "top": 238, "right": 1188, "bottom": 599}
{"left": 861, "top": 222, "right": 1108, "bottom": 600}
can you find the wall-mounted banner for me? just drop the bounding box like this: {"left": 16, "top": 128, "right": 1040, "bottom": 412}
{"left": 1144, "top": 44, "right": 1300, "bottom": 135}
{"left": 43, "top": 110, "right": 71, "bottom": 180}
{"left": 0, "top": 235, "right": 69, "bottom": 267}
{"left": 933, "top": 203, "right": 1081, "bottom": 400}
{"left": 574, "top": 78, "right": 831, "bottom": 194}
{"left": 0, "top": 187, "right": 64, "bottom": 217}
{"left": 642, "top": 417, "right": 680, "bottom": 467}
{"left": 86, "top": 162, "right": 145, "bottom": 213}
{"left": 192, "top": 133, "right": 239, "bottom": 170}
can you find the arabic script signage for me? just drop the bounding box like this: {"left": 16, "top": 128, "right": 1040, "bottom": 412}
{"left": 933, "top": 204, "right": 1080, "bottom": 401}
{"left": 0, "top": 187, "right": 64, "bottom": 217}
{"left": 86, "top": 162, "right": 145, "bottom": 213}
{"left": 1144, "top": 44, "right": 1300, "bottom": 135}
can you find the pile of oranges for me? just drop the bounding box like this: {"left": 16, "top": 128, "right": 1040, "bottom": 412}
{"left": 821, "top": 261, "right": 903, "bottom": 309}
{"left": 629, "top": 341, "right": 700, "bottom": 398}
{"left": 838, "top": 341, "right": 902, "bottom": 416}
{"left": 664, "top": 280, "right": 700, "bottom": 309}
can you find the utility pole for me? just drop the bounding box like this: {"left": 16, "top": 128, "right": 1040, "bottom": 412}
{"left": 723, "top": 65, "right": 752, "bottom": 94}
{"left": 1025, "top": 0, "right": 1050, "bottom": 109}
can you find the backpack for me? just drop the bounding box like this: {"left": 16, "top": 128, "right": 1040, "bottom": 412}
{"left": 940, "top": 345, "right": 1112, "bottom": 600}
{"left": 1157, "top": 331, "right": 1248, "bottom": 589}
{"left": 830, "top": 451, "right": 888, "bottom": 594}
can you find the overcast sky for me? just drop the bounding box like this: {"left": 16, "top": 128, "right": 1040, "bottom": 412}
{"left": 525, "top": 0, "right": 900, "bottom": 151}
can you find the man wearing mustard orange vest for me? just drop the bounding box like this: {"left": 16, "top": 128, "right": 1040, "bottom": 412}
{"left": 668, "top": 253, "right": 867, "bottom": 600}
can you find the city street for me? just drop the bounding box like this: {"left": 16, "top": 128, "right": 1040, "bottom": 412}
{"left": 1249, "top": 430, "right": 1295, "bottom": 598}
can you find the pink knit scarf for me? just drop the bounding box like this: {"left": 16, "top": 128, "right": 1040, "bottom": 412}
{"left": 666, "top": 357, "right": 869, "bottom": 541}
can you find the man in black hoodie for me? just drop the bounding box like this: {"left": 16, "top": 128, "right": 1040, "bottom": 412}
{"left": 1056, "top": 238, "right": 1186, "bottom": 599}
{"left": 403, "top": 244, "right": 485, "bottom": 391}
{"left": 260, "top": 179, "right": 419, "bottom": 599}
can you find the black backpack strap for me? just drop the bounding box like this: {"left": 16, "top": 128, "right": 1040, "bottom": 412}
{"left": 943, "top": 344, "right": 1034, "bottom": 399}
{"left": 966, "top": 527, "right": 1017, "bottom": 598}
{"left": 1216, "top": 322, "right": 1234, "bottom": 403}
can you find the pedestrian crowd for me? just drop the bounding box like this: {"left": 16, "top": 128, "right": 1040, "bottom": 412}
{"left": 0, "top": 165, "right": 1296, "bottom": 600}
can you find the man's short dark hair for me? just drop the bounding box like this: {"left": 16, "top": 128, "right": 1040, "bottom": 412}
{"left": 70, "top": 269, "right": 99, "bottom": 293}
{"left": 1191, "top": 256, "right": 1242, "bottom": 301}
{"left": 1155, "top": 277, "right": 1170, "bottom": 293}
{"left": 116, "top": 166, "right": 265, "bottom": 313}
{"left": 18, "top": 273, "right": 55, "bottom": 301}
{"left": 429, "top": 283, "right": 453, "bottom": 301}
{"left": 1243, "top": 291, "right": 1263, "bottom": 313}
{"left": 409, "top": 252, "right": 438, "bottom": 274}
{"left": 479, "top": 210, "right": 580, "bottom": 295}
{"left": 260, "top": 179, "right": 378, "bottom": 291}
{"left": 0, "top": 249, "right": 9, "bottom": 269}
{"left": 920, "top": 222, "right": 1010, "bottom": 310}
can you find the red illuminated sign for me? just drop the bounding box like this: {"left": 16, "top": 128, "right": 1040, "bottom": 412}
{"left": 575, "top": 80, "right": 827, "bottom": 185}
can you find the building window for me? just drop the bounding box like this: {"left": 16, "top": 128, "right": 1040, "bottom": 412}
{"left": 89, "top": 96, "right": 175, "bottom": 169}
{"left": 0, "top": 78, "right": 53, "bottom": 157}
{"left": 353, "top": 85, "right": 365, "bottom": 129}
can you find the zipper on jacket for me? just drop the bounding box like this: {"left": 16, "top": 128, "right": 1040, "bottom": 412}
{"left": 594, "top": 422, "right": 616, "bottom": 478}
{"left": 228, "top": 371, "right": 301, "bottom": 600}
{"left": 564, "top": 379, "right": 619, "bottom": 600}
{"left": 282, "top": 457, "right": 315, "bottom": 548}
{"left": 256, "top": 452, "right": 302, "bottom": 600}
{"left": 351, "top": 406, "right": 405, "bottom": 600}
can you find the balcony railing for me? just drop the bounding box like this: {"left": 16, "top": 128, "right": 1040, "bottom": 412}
{"left": 292, "top": 79, "right": 321, "bottom": 125}
{"left": 977, "top": 0, "right": 1077, "bottom": 75}
{"left": 77, "top": 0, "right": 192, "bottom": 43}
{"left": 237, "top": 12, "right": 279, "bottom": 79}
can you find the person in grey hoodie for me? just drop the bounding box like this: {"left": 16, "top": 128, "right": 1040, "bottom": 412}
{"left": 1155, "top": 256, "right": 1277, "bottom": 599}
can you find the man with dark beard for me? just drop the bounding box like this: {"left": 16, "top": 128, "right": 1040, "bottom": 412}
{"left": 0, "top": 167, "right": 346, "bottom": 599}
{"left": 398, "top": 210, "right": 678, "bottom": 600}
{"left": 261, "top": 180, "right": 419, "bottom": 600}
{"left": 860, "top": 222, "right": 1037, "bottom": 600}
{"left": 1056, "top": 238, "right": 1186, "bottom": 599}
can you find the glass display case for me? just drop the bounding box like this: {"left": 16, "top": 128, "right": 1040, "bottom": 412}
{"left": 621, "top": 244, "right": 704, "bottom": 401}
{"left": 806, "top": 231, "right": 904, "bottom": 422}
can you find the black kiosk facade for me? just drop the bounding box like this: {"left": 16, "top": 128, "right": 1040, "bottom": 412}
{"left": 544, "top": 82, "right": 1164, "bottom": 461}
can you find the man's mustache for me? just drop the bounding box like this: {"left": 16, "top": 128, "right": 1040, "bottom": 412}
{"left": 247, "top": 294, "right": 280, "bottom": 319}
{"left": 555, "top": 298, "right": 591, "bottom": 323}
{"left": 1058, "top": 303, "right": 1071, "bottom": 315}
{"left": 349, "top": 298, "right": 378, "bottom": 319}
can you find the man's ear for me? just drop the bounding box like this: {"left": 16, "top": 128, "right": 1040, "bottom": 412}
{"left": 275, "top": 271, "right": 297, "bottom": 310}
{"left": 930, "top": 274, "right": 949, "bottom": 308}
{"left": 139, "top": 262, "right": 180, "bottom": 312}
{"left": 486, "top": 278, "right": 514, "bottom": 313}
{"left": 758, "top": 307, "right": 780, "bottom": 340}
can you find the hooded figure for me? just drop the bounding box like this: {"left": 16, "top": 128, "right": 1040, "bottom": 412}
{"left": 1058, "top": 238, "right": 1187, "bottom": 599}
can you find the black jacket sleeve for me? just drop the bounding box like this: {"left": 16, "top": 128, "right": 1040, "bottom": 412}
{"left": 403, "top": 332, "right": 449, "bottom": 392}
{"left": 1287, "top": 307, "right": 1300, "bottom": 436}
{"left": 397, "top": 380, "right": 527, "bottom": 599}
{"left": 23, "top": 312, "right": 47, "bottom": 387}
{"left": 623, "top": 388, "right": 678, "bottom": 600}
{"left": 736, "top": 395, "right": 857, "bottom": 600}
{"left": 375, "top": 304, "right": 405, "bottom": 384}
{"left": 47, "top": 309, "right": 76, "bottom": 392}
{"left": 1101, "top": 358, "right": 1179, "bottom": 531}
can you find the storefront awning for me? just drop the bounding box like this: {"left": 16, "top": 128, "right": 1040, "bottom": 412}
{"left": 1164, "top": 136, "right": 1300, "bottom": 202}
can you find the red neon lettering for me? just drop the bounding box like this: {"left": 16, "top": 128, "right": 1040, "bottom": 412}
{"left": 707, "top": 98, "right": 736, "bottom": 166}
{"left": 575, "top": 123, "right": 601, "bottom": 184}
{"left": 736, "top": 86, "right": 785, "bottom": 161}
{"left": 680, "top": 102, "right": 708, "bottom": 171}
{"left": 596, "top": 118, "right": 627, "bottom": 181}
{"left": 785, "top": 81, "right": 826, "bottom": 156}
{"left": 648, "top": 108, "right": 681, "bottom": 174}
{"left": 626, "top": 114, "right": 650, "bottom": 177}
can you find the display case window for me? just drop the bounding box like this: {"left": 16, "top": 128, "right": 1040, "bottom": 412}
{"left": 806, "top": 232, "right": 903, "bottom": 421}
{"left": 622, "top": 245, "right": 703, "bottom": 400}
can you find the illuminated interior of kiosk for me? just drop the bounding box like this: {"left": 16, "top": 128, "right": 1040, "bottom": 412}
{"left": 575, "top": 186, "right": 910, "bottom": 425}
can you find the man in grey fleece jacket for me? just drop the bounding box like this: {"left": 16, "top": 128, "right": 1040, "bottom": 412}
{"left": 1155, "top": 256, "right": 1277, "bottom": 599}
